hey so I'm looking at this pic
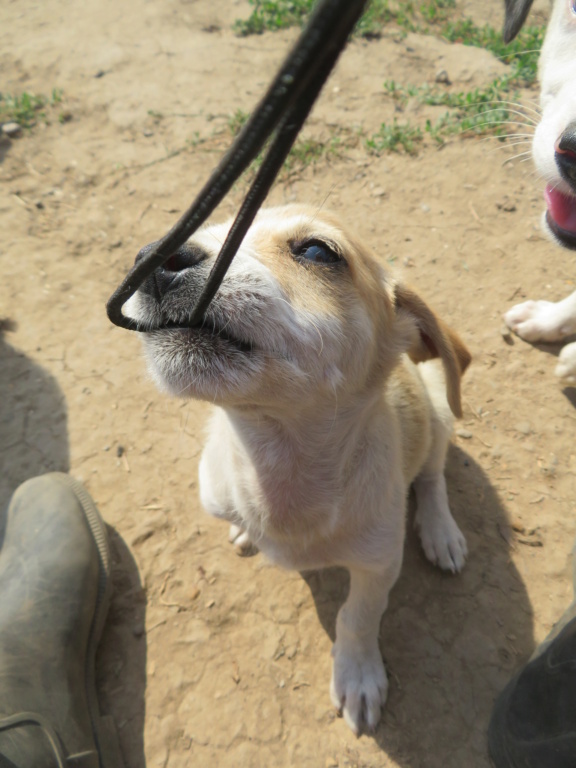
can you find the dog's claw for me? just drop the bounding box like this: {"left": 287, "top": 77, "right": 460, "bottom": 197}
{"left": 416, "top": 512, "right": 468, "bottom": 573}
{"left": 228, "top": 524, "right": 258, "bottom": 556}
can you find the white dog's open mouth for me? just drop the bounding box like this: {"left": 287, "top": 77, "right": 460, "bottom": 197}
{"left": 544, "top": 185, "right": 576, "bottom": 250}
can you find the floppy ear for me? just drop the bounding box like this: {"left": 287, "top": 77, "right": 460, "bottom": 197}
{"left": 503, "top": 0, "right": 534, "bottom": 42}
{"left": 394, "top": 283, "right": 471, "bottom": 418}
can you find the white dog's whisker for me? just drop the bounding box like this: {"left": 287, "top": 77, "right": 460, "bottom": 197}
{"left": 493, "top": 100, "right": 542, "bottom": 119}
{"left": 502, "top": 149, "right": 534, "bottom": 164}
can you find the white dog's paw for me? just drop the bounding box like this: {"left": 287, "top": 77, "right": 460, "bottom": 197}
{"left": 555, "top": 342, "right": 576, "bottom": 383}
{"left": 330, "top": 643, "right": 388, "bottom": 735}
{"left": 415, "top": 511, "right": 468, "bottom": 573}
{"left": 228, "top": 524, "right": 258, "bottom": 556}
{"left": 504, "top": 300, "right": 573, "bottom": 343}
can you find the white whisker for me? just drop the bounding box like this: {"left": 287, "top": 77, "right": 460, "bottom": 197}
{"left": 502, "top": 150, "right": 533, "bottom": 164}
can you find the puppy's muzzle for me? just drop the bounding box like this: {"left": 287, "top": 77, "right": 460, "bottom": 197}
{"left": 555, "top": 121, "right": 576, "bottom": 194}
{"left": 136, "top": 241, "right": 209, "bottom": 303}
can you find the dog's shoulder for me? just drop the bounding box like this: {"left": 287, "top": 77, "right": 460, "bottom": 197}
{"left": 386, "top": 357, "right": 432, "bottom": 482}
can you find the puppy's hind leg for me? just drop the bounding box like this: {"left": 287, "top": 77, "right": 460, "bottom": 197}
{"left": 414, "top": 361, "right": 467, "bottom": 573}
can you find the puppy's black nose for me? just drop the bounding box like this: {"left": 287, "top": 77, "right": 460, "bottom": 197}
{"left": 136, "top": 241, "right": 209, "bottom": 299}
{"left": 135, "top": 241, "right": 209, "bottom": 270}
{"left": 556, "top": 121, "right": 576, "bottom": 192}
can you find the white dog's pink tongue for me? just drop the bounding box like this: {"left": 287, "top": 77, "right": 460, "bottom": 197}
{"left": 545, "top": 185, "right": 576, "bottom": 233}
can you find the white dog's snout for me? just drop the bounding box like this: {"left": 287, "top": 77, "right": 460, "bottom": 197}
{"left": 556, "top": 121, "right": 576, "bottom": 189}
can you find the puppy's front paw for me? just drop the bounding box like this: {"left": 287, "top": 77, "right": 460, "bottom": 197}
{"left": 555, "top": 341, "right": 576, "bottom": 383}
{"left": 416, "top": 511, "right": 467, "bottom": 573}
{"left": 228, "top": 524, "right": 259, "bottom": 556}
{"left": 504, "top": 300, "right": 572, "bottom": 343}
{"left": 330, "top": 643, "right": 388, "bottom": 735}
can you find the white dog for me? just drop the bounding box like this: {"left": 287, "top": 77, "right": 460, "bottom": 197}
{"left": 126, "top": 205, "right": 470, "bottom": 734}
{"left": 503, "top": 0, "right": 576, "bottom": 381}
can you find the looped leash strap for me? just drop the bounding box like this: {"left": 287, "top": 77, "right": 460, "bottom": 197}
{"left": 106, "top": 0, "right": 370, "bottom": 332}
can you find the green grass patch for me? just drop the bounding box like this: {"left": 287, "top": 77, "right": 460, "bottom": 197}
{"left": 226, "top": 107, "right": 355, "bottom": 174}
{"left": 251, "top": 130, "right": 356, "bottom": 177}
{"left": 227, "top": 108, "right": 251, "bottom": 136}
{"left": 222, "top": 107, "right": 360, "bottom": 176}
{"left": 442, "top": 21, "right": 544, "bottom": 84}
{"left": 369, "top": 17, "right": 543, "bottom": 152}
{"left": 233, "top": 0, "right": 543, "bottom": 86}
{"left": 0, "top": 89, "right": 63, "bottom": 128}
{"left": 366, "top": 119, "right": 423, "bottom": 154}
{"left": 233, "top": 0, "right": 422, "bottom": 38}
{"left": 369, "top": 76, "right": 519, "bottom": 153}
{"left": 233, "top": 0, "right": 313, "bottom": 35}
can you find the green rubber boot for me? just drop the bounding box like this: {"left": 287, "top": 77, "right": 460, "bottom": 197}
{"left": 488, "top": 536, "right": 576, "bottom": 768}
{"left": 0, "top": 473, "right": 124, "bottom": 768}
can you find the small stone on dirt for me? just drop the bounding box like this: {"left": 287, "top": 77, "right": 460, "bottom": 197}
{"left": 435, "top": 69, "right": 451, "bottom": 85}
{"left": 2, "top": 122, "right": 22, "bottom": 137}
{"left": 496, "top": 198, "right": 517, "bottom": 212}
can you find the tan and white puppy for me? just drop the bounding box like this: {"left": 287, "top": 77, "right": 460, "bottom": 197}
{"left": 503, "top": 0, "right": 576, "bottom": 380}
{"left": 126, "top": 205, "right": 470, "bottom": 734}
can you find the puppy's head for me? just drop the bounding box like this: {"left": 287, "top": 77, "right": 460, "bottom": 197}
{"left": 506, "top": 0, "right": 576, "bottom": 250}
{"left": 126, "top": 205, "right": 467, "bottom": 415}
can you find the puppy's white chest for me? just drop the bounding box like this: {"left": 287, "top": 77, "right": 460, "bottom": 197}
{"left": 197, "top": 408, "right": 362, "bottom": 568}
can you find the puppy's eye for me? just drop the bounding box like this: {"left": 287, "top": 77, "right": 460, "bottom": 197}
{"left": 291, "top": 239, "right": 342, "bottom": 265}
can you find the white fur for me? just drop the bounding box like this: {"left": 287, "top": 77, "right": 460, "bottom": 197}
{"left": 128, "top": 205, "right": 469, "bottom": 734}
{"left": 504, "top": 0, "right": 576, "bottom": 380}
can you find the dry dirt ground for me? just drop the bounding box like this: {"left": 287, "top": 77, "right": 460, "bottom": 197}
{"left": 2, "top": 0, "right": 576, "bottom": 766}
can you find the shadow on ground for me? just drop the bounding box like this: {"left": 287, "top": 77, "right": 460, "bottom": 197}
{"left": 0, "top": 326, "right": 69, "bottom": 514}
{"left": 304, "top": 444, "right": 534, "bottom": 768}
{"left": 0, "top": 136, "right": 11, "bottom": 165}
{"left": 0, "top": 328, "right": 148, "bottom": 768}
{"left": 98, "top": 528, "right": 148, "bottom": 768}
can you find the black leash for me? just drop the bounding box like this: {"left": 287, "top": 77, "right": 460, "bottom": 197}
{"left": 106, "top": 0, "right": 370, "bottom": 332}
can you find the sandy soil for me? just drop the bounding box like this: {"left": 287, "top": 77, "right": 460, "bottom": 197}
{"left": 2, "top": 0, "right": 576, "bottom": 766}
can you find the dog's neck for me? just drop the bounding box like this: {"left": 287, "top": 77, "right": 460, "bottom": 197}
{"left": 221, "top": 392, "right": 384, "bottom": 537}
